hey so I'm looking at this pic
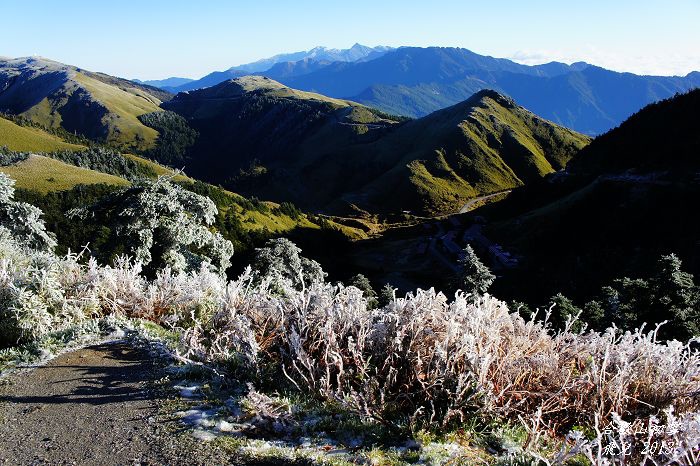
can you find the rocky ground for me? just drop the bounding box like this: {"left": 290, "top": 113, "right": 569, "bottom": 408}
{"left": 0, "top": 342, "right": 309, "bottom": 466}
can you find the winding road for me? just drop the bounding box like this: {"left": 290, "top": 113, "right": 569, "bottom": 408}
{"left": 458, "top": 190, "right": 511, "bottom": 214}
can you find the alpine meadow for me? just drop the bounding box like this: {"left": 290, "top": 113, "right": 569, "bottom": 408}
{"left": 0, "top": 2, "right": 698, "bottom": 465}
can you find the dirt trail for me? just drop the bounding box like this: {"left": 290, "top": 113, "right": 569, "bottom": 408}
{"left": 0, "top": 342, "right": 235, "bottom": 466}
{"left": 458, "top": 190, "right": 511, "bottom": 214}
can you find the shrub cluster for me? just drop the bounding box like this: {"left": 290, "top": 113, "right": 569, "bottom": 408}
{"left": 1, "top": 235, "right": 697, "bottom": 463}
{"left": 138, "top": 110, "right": 198, "bottom": 166}
{"left": 0, "top": 146, "right": 29, "bottom": 166}
{"left": 0, "top": 145, "right": 157, "bottom": 180}
{"left": 0, "top": 172, "right": 698, "bottom": 464}
{"left": 47, "top": 147, "right": 158, "bottom": 180}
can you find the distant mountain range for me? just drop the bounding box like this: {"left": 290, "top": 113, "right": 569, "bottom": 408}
{"left": 151, "top": 44, "right": 393, "bottom": 93}
{"left": 2, "top": 53, "right": 696, "bottom": 221}
{"left": 148, "top": 46, "right": 699, "bottom": 135}
{"left": 161, "top": 76, "right": 588, "bottom": 215}
{"left": 230, "top": 43, "right": 393, "bottom": 73}
{"left": 133, "top": 76, "right": 194, "bottom": 88}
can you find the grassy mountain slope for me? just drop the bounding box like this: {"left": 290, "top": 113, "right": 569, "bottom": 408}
{"left": 162, "top": 78, "right": 588, "bottom": 216}
{"left": 0, "top": 115, "right": 84, "bottom": 152}
{"left": 0, "top": 154, "right": 128, "bottom": 193}
{"left": 161, "top": 76, "right": 400, "bottom": 205}
{"left": 0, "top": 57, "right": 170, "bottom": 151}
{"left": 0, "top": 108, "right": 364, "bottom": 263}
{"left": 329, "top": 90, "right": 590, "bottom": 214}
{"left": 485, "top": 89, "right": 700, "bottom": 302}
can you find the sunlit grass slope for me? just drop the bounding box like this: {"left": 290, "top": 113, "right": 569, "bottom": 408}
{"left": 0, "top": 116, "right": 84, "bottom": 152}
{"left": 0, "top": 155, "right": 128, "bottom": 193}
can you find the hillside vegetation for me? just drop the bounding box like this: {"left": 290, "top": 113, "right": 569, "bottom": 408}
{"left": 484, "top": 90, "right": 700, "bottom": 313}
{"left": 0, "top": 177, "right": 698, "bottom": 465}
{"left": 327, "top": 89, "right": 590, "bottom": 214}
{"left": 569, "top": 88, "right": 700, "bottom": 175}
{"left": 0, "top": 57, "right": 170, "bottom": 151}
{"left": 0, "top": 116, "right": 354, "bottom": 264}
{"left": 0, "top": 154, "right": 128, "bottom": 193}
{"left": 0, "top": 115, "right": 84, "bottom": 152}
{"left": 162, "top": 78, "right": 588, "bottom": 216}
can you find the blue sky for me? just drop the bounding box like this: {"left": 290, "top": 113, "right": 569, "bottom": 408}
{"left": 2, "top": 0, "right": 699, "bottom": 79}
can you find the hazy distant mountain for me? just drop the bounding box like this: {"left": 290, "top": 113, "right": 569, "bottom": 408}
{"left": 0, "top": 56, "right": 171, "bottom": 150}
{"left": 263, "top": 58, "right": 335, "bottom": 79}
{"left": 283, "top": 47, "right": 579, "bottom": 97}
{"left": 231, "top": 43, "right": 393, "bottom": 73}
{"left": 128, "top": 46, "right": 699, "bottom": 135}
{"left": 170, "top": 44, "right": 393, "bottom": 93}
{"left": 133, "top": 77, "right": 194, "bottom": 89}
{"left": 279, "top": 47, "right": 700, "bottom": 134}
{"left": 169, "top": 69, "right": 249, "bottom": 92}
{"left": 162, "top": 77, "right": 588, "bottom": 215}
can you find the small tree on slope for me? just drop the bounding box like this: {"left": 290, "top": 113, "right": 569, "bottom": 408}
{"left": 349, "top": 273, "right": 379, "bottom": 309}
{"left": 71, "top": 176, "right": 233, "bottom": 274}
{"left": 458, "top": 244, "right": 495, "bottom": 298}
{"left": 0, "top": 173, "right": 56, "bottom": 252}
{"left": 253, "top": 238, "right": 325, "bottom": 290}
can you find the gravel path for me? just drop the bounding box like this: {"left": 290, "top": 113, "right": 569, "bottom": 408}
{"left": 0, "top": 342, "right": 239, "bottom": 466}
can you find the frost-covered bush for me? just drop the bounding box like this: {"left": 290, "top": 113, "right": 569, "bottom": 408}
{"left": 0, "top": 184, "right": 697, "bottom": 460}
{"left": 271, "top": 286, "right": 700, "bottom": 431}
{"left": 457, "top": 244, "right": 495, "bottom": 297}
{"left": 0, "top": 173, "right": 56, "bottom": 252}
{"left": 176, "top": 270, "right": 698, "bottom": 435}
{"left": 0, "top": 234, "right": 87, "bottom": 346}
{"left": 70, "top": 176, "right": 233, "bottom": 275}
{"left": 252, "top": 238, "right": 326, "bottom": 290}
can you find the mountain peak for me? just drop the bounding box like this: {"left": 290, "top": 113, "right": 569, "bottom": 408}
{"left": 224, "top": 45, "right": 393, "bottom": 76}
{"left": 174, "top": 75, "right": 355, "bottom": 109}
{"left": 1, "top": 56, "right": 69, "bottom": 72}
{"left": 0, "top": 56, "right": 168, "bottom": 150}
{"left": 470, "top": 89, "right": 517, "bottom": 108}
{"left": 189, "top": 75, "right": 286, "bottom": 97}
{"left": 570, "top": 61, "right": 590, "bottom": 71}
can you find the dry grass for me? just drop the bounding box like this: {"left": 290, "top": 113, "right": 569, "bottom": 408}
{"left": 0, "top": 155, "right": 128, "bottom": 193}
{"left": 1, "top": 233, "right": 698, "bottom": 464}
{"left": 0, "top": 117, "right": 84, "bottom": 153}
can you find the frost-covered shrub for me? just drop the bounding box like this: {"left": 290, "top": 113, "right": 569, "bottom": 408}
{"left": 540, "top": 406, "right": 700, "bottom": 466}
{"left": 69, "top": 176, "right": 234, "bottom": 275}
{"left": 0, "top": 237, "right": 78, "bottom": 346}
{"left": 253, "top": 238, "right": 326, "bottom": 290}
{"left": 457, "top": 244, "right": 495, "bottom": 297}
{"left": 0, "top": 187, "right": 697, "bottom": 456}
{"left": 266, "top": 287, "right": 700, "bottom": 432}
{"left": 0, "top": 173, "right": 56, "bottom": 252}
{"left": 179, "top": 275, "right": 260, "bottom": 371}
